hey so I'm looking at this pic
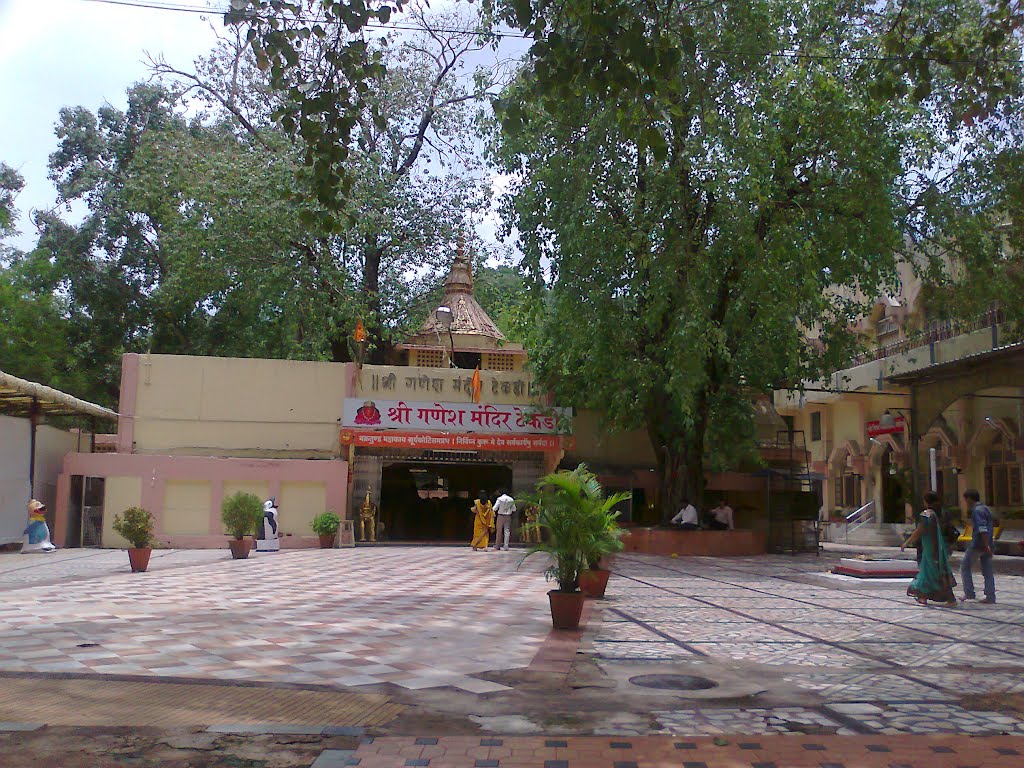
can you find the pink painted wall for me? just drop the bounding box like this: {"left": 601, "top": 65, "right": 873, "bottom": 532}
{"left": 55, "top": 452, "right": 347, "bottom": 549}
{"left": 116, "top": 353, "right": 140, "bottom": 454}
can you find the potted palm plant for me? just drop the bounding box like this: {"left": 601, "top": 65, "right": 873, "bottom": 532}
{"left": 522, "top": 464, "right": 629, "bottom": 629}
{"left": 112, "top": 506, "right": 155, "bottom": 573}
{"left": 221, "top": 492, "right": 263, "bottom": 559}
{"left": 578, "top": 483, "right": 629, "bottom": 599}
{"left": 311, "top": 511, "right": 341, "bottom": 548}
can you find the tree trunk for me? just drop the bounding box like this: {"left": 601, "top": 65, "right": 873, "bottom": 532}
{"left": 656, "top": 445, "right": 686, "bottom": 524}
{"left": 650, "top": 414, "right": 709, "bottom": 523}
{"left": 363, "top": 243, "right": 387, "bottom": 364}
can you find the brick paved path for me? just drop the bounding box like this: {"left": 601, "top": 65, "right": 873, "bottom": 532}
{"left": 332, "top": 734, "right": 1024, "bottom": 767}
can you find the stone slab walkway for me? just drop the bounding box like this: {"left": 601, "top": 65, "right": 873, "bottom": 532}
{"left": 579, "top": 553, "right": 1024, "bottom": 737}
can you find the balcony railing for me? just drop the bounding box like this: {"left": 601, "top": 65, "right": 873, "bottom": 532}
{"left": 850, "top": 306, "right": 1003, "bottom": 366}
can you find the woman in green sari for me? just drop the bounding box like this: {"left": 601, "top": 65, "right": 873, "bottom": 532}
{"left": 901, "top": 491, "right": 957, "bottom": 606}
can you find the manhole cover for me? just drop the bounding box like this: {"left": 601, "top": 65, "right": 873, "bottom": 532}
{"left": 628, "top": 674, "right": 718, "bottom": 691}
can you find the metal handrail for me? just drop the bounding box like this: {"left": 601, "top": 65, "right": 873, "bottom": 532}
{"left": 845, "top": 501, "right": 876, "bottom": 542}
{"left": 850, "top": 307, "right": 1003, "bottom": 366}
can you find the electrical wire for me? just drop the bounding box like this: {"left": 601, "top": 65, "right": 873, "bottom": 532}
{"left": 78, "top": 0, "right": 1024, "bottom": 67}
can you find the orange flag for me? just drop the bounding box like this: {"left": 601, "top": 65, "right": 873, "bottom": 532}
{"left": 471, "top": 366, "right": 481, "bottom": 403}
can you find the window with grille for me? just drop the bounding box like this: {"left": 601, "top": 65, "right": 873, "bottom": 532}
{"left": 485, "top": 352, "right": 515, "bottom": 371}
{"left": 416, "top": 349, "right": 445, "bottom": 369}
{"left": 834, "top": 469, "right": 862, "bottom": 509}
{"left": 876, "top": 316, "right": 898, "bottom": 340}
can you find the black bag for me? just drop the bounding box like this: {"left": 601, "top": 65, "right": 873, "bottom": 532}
{"left": 937, "top": 506, "right": 960, "bottom": 543}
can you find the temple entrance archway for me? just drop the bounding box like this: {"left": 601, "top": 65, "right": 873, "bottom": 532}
{"left": 379, "top": 461, "right": 513, "bottom": 542}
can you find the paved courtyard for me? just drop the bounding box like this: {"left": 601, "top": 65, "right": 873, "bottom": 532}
{"left": 0, "top": 547, "right": 551, "bottom": 694}
{"left": 2, "top": 546, "right": 1024, "bottom": 766}
{"left": 591, "top": 555, "right": 1024, "bottom": 737}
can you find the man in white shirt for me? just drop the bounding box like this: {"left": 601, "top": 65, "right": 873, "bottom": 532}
{"left": 709, "top": 500, "right": 734, "bottom": 530}
{"left": 670, "top": 499, "right": 699, "bottom": 530}
{"left": 493, "top": 489, "right": 517, "bottom": 550}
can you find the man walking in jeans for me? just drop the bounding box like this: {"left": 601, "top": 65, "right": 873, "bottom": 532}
{"left": 493, "top": 489, "right": 516, "bottom": 551}
{"left": 960, "top": 489, "right": 996, "bottom": 604}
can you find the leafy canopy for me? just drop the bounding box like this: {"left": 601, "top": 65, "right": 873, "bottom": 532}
{"left": 492, "top": 0, "right": 1023, "bottom": 509}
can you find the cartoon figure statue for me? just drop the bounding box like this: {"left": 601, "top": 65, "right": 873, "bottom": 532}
{"left": 256, "top": 497, "right": 280, "bottom": 552}
{"left": 22, "top": 499, "right": 56, "bottom": 553}
{"left": 358, "top": 489, "right": 377, "bottom": 542}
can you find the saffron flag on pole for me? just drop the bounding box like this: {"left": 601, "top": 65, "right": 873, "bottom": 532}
{"left": 471, "top": 366, "right": 481, "bottom": 403}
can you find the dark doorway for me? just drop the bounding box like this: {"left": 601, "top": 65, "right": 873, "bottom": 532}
{"left": 380, "top": 462, "right": 513, "bottom": 542}
{"left": 65, "top": 476, "right": 105, "bottom": 547}
{"left": 881, "top": 450, "right": 907, "bottom": 523}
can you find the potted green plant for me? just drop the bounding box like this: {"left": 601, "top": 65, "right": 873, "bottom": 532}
{"left": 221, "top": 492, "right": 263, "bottom": 559}
{"left": 112, "top": 506, "right": 155, "bottom": 572}
{"left": 312, "top": 511, "right": 341, "bottom": 548}
{"left": 522, "top": 464, "right": 630, "bottom": 629}
{"left": 578, "top": 483, "right": 628, "bottom": 599}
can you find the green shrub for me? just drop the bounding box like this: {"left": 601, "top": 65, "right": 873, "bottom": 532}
{"left": 311, "top": 511, "right": 341, "bottom": 536}
{"left": 112, "top": 506, "right": 154, "bottom": 549}
{"left": 221, "top": 492, "right": 263, "bottom": 540}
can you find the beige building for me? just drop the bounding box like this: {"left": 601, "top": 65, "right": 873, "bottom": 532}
{"left": 775, "top": 267, "right": 1022, "bottom": 546}
{"left": 52, "top": 249, "right": 582, "bottom": 547}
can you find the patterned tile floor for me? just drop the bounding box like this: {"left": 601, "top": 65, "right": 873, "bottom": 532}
{"left": 0, "top": 547, "right": 551, "bottom": 694}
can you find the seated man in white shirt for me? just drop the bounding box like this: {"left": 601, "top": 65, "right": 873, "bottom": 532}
{"left": 670, "top": 498, "right": 699, "bottom": 530}
{"left": 708, "top": 499, "right": 734, "bottom": 530}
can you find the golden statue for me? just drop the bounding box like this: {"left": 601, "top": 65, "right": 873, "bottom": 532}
{"left": 522, "top": 503, "right": 541, "bottom": 544}
{"left": 358, "top": 489, "right": 377, "bottom": 542}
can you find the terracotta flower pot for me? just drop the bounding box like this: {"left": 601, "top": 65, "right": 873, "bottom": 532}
{"left": 319, "top": 534, "right": 336, "bottom": 549}
{"left": 548, "top": 589, "right": 585, "bottom": 630}
{"left": 579, "top": 568, "right": 611, "bottom": 599}
{"left": 127, "top": 547, "right": 152, "bottom": 573}
{"left": 228, "top": 538, "right": 251, "bottom": 559}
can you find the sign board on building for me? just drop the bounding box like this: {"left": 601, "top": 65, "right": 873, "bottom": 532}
{"left": 866, "top": 415, "right": 906, "bottom": 438}
{"left": 342, "top": 399, "right": 571, "bottom": 435}
{"left": 340, "top": 430, "right": 570, "bottom": 452}
{"left": 361, "top": 366, "right": 538, "bottom": 405}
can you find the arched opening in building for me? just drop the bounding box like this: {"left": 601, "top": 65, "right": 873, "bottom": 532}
{"left": 880, "top": 447, "right": 908, "bottom": 523}
{"left": 379, "top": 461, "right": 513, "bottom": 542}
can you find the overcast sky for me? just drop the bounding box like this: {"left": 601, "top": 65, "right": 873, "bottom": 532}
{"left": 1, "top": 0, "right": 521, "bottom": 257}
{"left": 0, "top": 0, "right": 226, "bottom": 250}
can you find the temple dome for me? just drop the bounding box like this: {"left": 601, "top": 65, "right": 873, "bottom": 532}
{"left": 412, "top": 243, "right": 505, "bottom": 342}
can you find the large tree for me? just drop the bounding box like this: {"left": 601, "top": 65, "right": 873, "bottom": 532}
{"left": 492, "top": 0, "right": 1022, "bottom": 514}
{"left": 5, "top": 6, "right": 500, "bottom": 401}
{"left": 205, "top": 4, "right": 502, "bottom": 360}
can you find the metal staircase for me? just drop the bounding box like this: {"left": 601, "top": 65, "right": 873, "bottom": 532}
{"left": 767, "top": 429, "right": 820, "bottom": 554}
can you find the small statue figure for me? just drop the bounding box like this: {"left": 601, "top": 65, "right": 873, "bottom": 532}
{"left": 522, "top": 503, "right": 541, "bottom": 544}
{"left": 256, "top": 497, "right": 280, "bottom": 551}
{"left": 358, "top": 489, "right": 377, "bottom": 542}
{"left": 22, "top": 499, "right": 56, "bottom": 553}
